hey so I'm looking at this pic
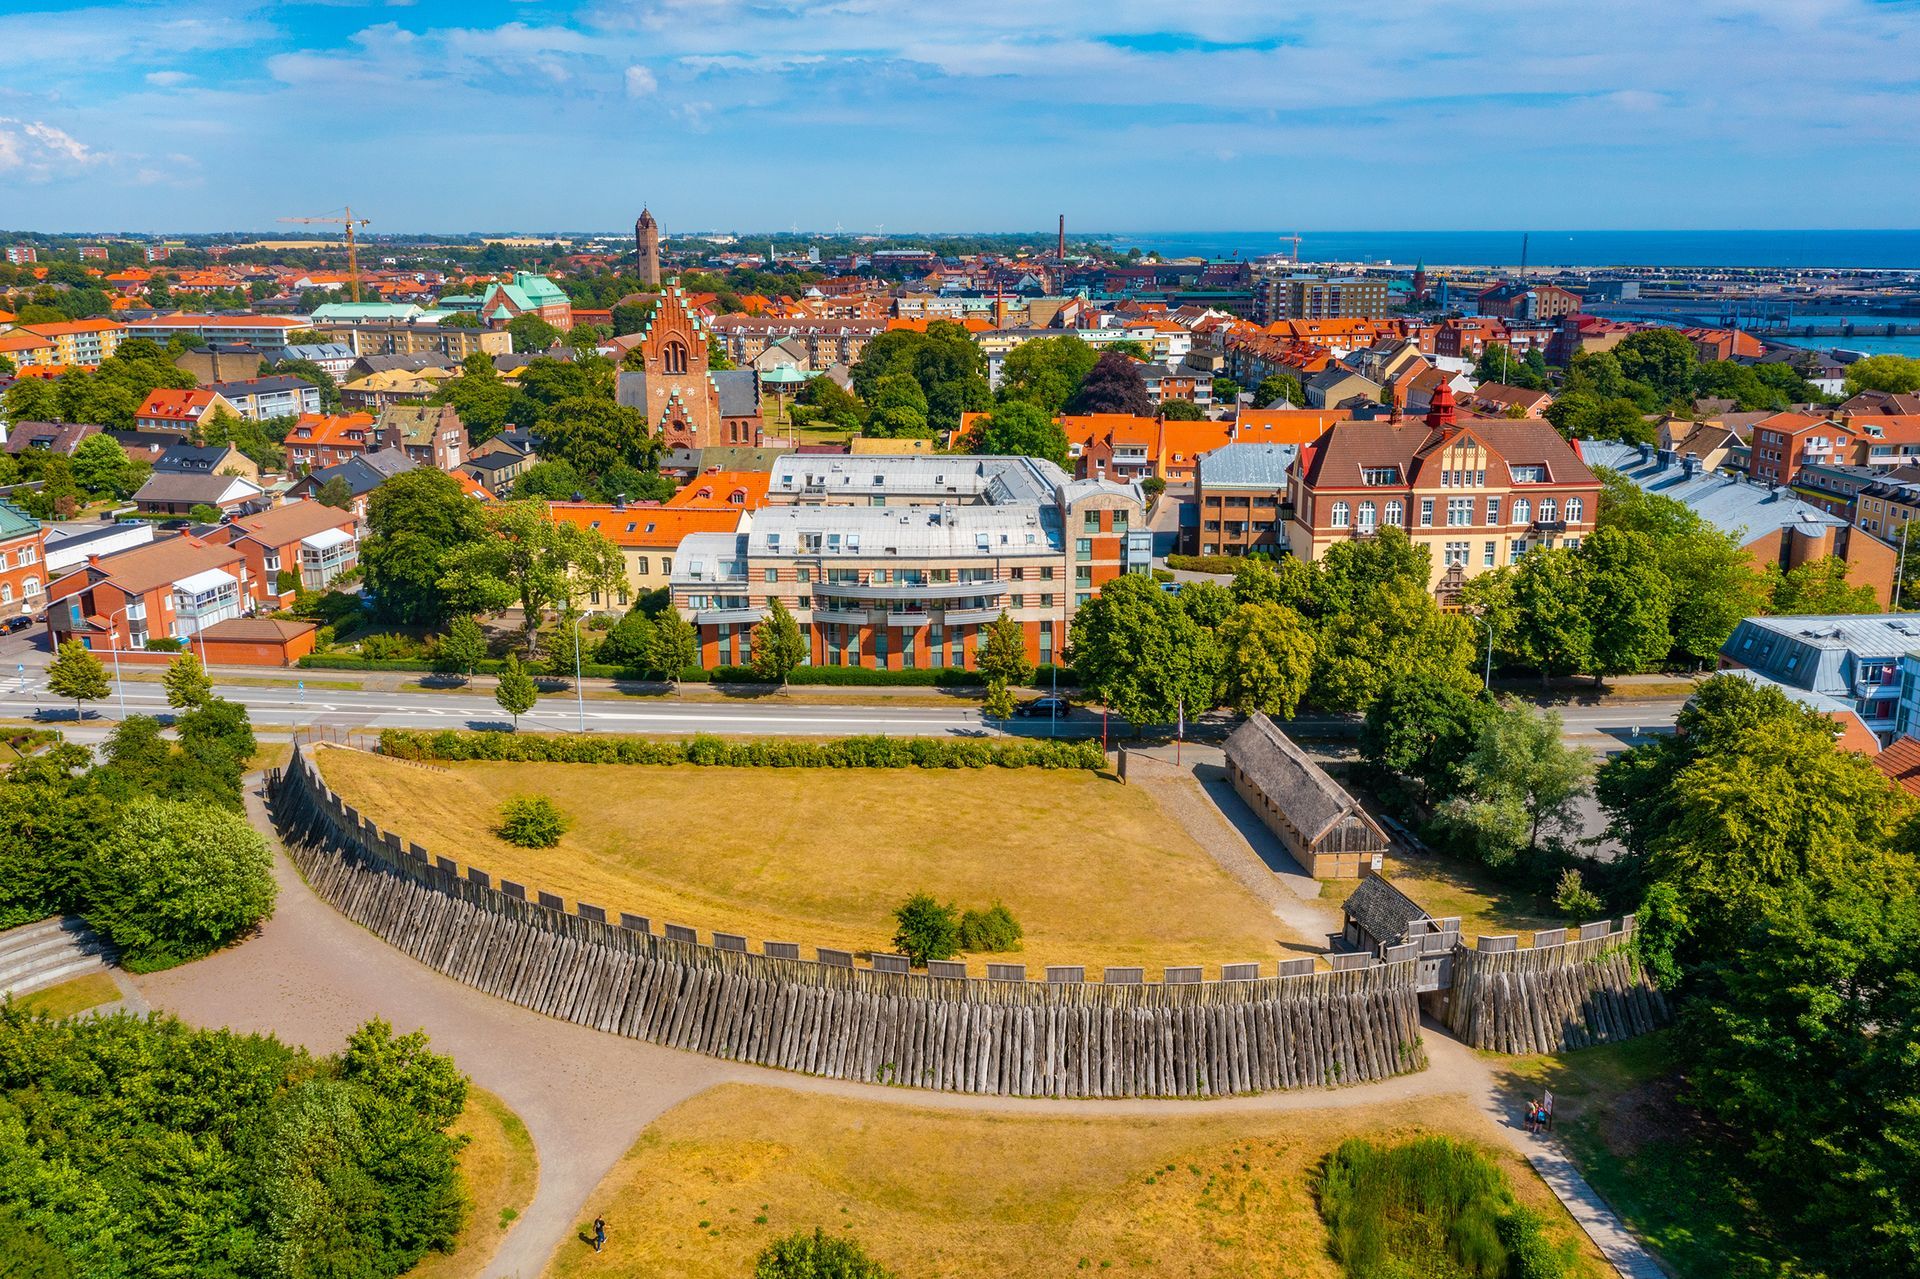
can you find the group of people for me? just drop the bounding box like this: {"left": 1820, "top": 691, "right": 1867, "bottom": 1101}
{"left": 1524, "top": 1090, "right": 1556, "bottom": 1134}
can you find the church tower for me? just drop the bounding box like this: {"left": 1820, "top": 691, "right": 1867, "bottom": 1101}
{"left": 634, "top": 207, "right": 660, "bottom": 286}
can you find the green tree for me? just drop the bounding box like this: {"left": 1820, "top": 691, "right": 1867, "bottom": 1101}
{"left": 997, "top": 335, "right": 1098, "bottom": 413}
{"left": 1069, "top": 574, "right": 1218, "bottom": 732}
{"left": 536, "top": 396, "right": 653, "bottom": 477}
{"left": 976, "top": 610, "right": 1033, "bottom": 686}
{"left": 1576, "top": 527, "right": 1672, "bottom": 680}
{"left": 1177, "top": 579, "right": 1234, "bottom": 629}
{"left": 497, "top": 795, "right": 569, "bottom": 848}
{"left": 161, "top": 651, "right": 211, "bottom": 710}
{"left": 361, "top": 469, "right": 490, "bottom": 626}
{"left": 1472, "top": 343, "right": 1548, "bottom": 391}
{"left": 750, "top": 598, "right": 807, "bottom": 685}
{"left": 439, "top": 615, "right": 487, "bottom": 683}
{"left": 848, "top": 321, "right": 989, "bottom": 434}
{"left": 1595, "top": 472, "right": 1770, "bottom": 664}
{"left": 81, "top": 794, "right": 276, "bottom": 970}
{"left": 1771, "top": 556, "right": 1879, "bottom": 615}
{"left": 1315, "top": 525, "right": 1430, "bottom": 617}
{"left": 1230, "top": 554, "right": 1319, "bottom": 614}
{"left": 1253, "top": 374, "right": 1304, "bottom": 408}
{"left": 1613, "top": 327, "right": 1699, "bottom": 405}
{"left": 439, "top": 310, "right": 483, "bottom": 329}
{"left": 438, "top": 500, "right": 626, "bottom": 651}
{"left": 1158, "top": 399, "right": 1205, "bottom": 420}
{"left": 433, "top": 353, "right": 514, "bottom": 443}
{"left": 891, "top": 892, "right": 960, "bottom": 966}
{"left": 316, "top": 474, "right": 354, "bottom": 510}
{"left": 505, "top": 313, "right": 562, "bottom": 353}
{"left": 1507, "top": 547, "right": 1592, "bottom": 682}
{"left": 1313, "top": 579, "right": 1478, "bottom": 713}
{"left": 796, "top": 376, "right": 866, "bottom": 431}
{"left": 1842, "top": 353, "right": 1920, "bottom": 396}
{"left": 756, "top": 1228, "right": 896, "bottom": 1279}
{"left": 1543, "top": 391, "right": 1656, "bottom": 445}
{"left": 540, "top": 614, "right": 587, "bottom": 680}
{"left": 1216, "top": 601, "right": 1314, "bottom": 717}
{"left": 982, "top": 677, "right": 1016, "bottom": 721}
{"left": 1360, "top": 671, "right": 1494, "bottom": 799}
{"left": 494, "top": 654, "right": 538, "bottom": 729}
{"left": 1437, "top": 703, "right": 1593, "bottom": 867}
{"left": 46, "top": 639, "right": 109, "bottom": 719}
{"left": 967, "top": 400, "right": 1069, "bottom": 466}
{"left": 1211, "top": 375, "right": 1240, "bottom": 405}
{"left": 648, "top": 608, "right": 700, "bottom": 685}
{"left": 69, "top": 434, "right": 140, "bottom": 499}
{"left": 594, "top": 608, "right": 655, "bottom": 669}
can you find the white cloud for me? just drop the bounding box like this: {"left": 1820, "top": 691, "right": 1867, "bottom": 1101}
{"left": 145, "top": 71, "right": 193, "bottom": 88}
{"left": 0, "top": 117, "right": 101, "bottom": 180}
{"left": 623, "top": 64, "right": 657, "bottom": 96}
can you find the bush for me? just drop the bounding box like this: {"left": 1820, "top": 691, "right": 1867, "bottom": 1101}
{"left": 80, "top": 794, "right": 276, "bottom": 971}
{"left": 1552, "top": 867, "right": 1604, "bottom": 919}
{"left": 142, "top": 637, "right": 182, "bottom": 652}
{"left": 496, "top": 796, "right": 569, "bottom": 848}
{"left": 756, "top": 1227, "right": 895, "bottom": 1279}
{"left": 357, "top": 632, "right": 426, "bottom": 661}
{"left": 1318, "top": 1137, "right": 1556, "bottom": 1279}
{"left": 1496, "top": 1207, "right": 1572, "bottom": 1279}
{"left": 1165, "top": 552, "right": 1262, "bottom": 575}
{"left": 957, "top": 902, "right": 1023, "bottom": 953}
{"left": 377, "top": 729, "right": 1107, "bottom": 771}
{"left": 891, "top": 892, "right": 959, "bottom": 965}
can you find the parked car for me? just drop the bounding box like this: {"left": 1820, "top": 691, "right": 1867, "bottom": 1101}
{"left": 1014, "top": 695, "right": 1073, "bottom": 718}
{"left": 3, "top": 616, "right": 32, "bottom": 633}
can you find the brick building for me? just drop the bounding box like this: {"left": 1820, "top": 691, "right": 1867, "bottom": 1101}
{"left": 614, "top": 285, "right": 765, "bottom": 450}
{"left": 1192, "top": 443, "right": 1297, "bottom": 556}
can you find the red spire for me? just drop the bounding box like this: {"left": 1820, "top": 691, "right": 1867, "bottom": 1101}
{"left": 1425, "top": 379, "right": 1457, "bottom": 431}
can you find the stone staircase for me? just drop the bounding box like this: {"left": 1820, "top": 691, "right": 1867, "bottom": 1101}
{"left": 0, "top": 916, "right": 119, "bottom": 999}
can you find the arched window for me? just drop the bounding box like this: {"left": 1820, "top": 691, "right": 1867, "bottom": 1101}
{"left": 1358, "top": 501, "right": 1377, "bottom": 531}
{"left": 1330, "top": 500, "right": 1350, "bottom": 529}
{"left": 22, "top": 577, "right": 37, "bottom": 598}
{"left": 1513, "top": 498, "right": 1531, "bottom": 525}
{"left": 663, "top": 340, "right": 688, "bottom": 375}
{"left": 1385, "top": 499, "right": 1403, "bottom": 526}
{"left": 1539, "top": 498, "right": 1558, "bottom": 523}
{"left": 1565, "top": 497, "right": 1584, "bottom": 524}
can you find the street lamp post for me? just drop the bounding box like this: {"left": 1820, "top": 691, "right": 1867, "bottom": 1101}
{"left": 573, "top": 612, "right": 587, "bottom": 733}
{"left": 1471, "top": 610, "right": 1495, "bottom": 692}
{"left": 106, "top": 604, "right": 132, "bottom": 718}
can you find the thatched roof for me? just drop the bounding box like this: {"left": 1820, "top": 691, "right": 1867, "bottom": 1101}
{"left": 1223, "top": 712, "right": 1359, "bottom": 845}
{"left": 1342, "top": 874, "right": 1431, "bottom": 946}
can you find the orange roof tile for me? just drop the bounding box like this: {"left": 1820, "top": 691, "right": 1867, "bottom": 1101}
{"left": 666, "top": 470, "right": 771, "bottom": 510}
{"left": 1058, "top": 413, "right": 1162, "bottom": 448}
{"left": 1231, "top": 408, "right": 1356, "bottom": 446}
{"left": 546, "top": 502, "right": 743, "bottom": 547}
{"left": 1873, "top": 736, "right": 1920, "bottom": 793}
{"left": 135, "top": 388, "right": 218, "bottom": 421}
{"left": 287, "top": 412, "right": 377, "bottom": 447}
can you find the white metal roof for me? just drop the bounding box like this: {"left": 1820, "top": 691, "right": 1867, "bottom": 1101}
{"left": 173, "top": 567, "right": 237, "bottom": 594}
{"left": 301, "top": 527, "right": 354, "bottom": 551}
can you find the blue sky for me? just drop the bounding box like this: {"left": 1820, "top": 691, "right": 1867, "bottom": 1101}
{"left": 4, "top": 0, "right": 1920, "bottom": 233}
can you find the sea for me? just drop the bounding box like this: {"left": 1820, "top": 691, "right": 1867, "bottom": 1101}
{"left": 1097, "top": 230, "right": 1920, "bottom": 272}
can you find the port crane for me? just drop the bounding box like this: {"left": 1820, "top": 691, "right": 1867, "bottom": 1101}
{"left": 278, "top": 206, "right": 372, "bottom": 301}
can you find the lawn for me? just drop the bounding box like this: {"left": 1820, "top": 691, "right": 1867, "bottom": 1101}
{"left": 1321, "top": 849, "right": 1566, "bottom": 945}
{"left": 316, "top": 749, "right": 1301, "bottom": 976}
{"left": 407, "top": 1087, "right": 540, "bottom": 1279}
{"left": 12, "top": 972, "right": 121, "bottom": 1018}
{"left": 540, "top": 1084, "right": 1603, "bottom": 1279}
{"left": 1497, "top": 1033, "right": 1794, "bottom": 1278}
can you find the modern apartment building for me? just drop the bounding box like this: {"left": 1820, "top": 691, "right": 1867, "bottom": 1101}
{"left": 1285, "top": 386, "right": 1601, "bottom": 600}
{"left": 669, "top": 454, "right": 1150, "bottom": 670}
{"left": 313, "top": 319, "right": 509, "bottom": 361}
{"left": 12, "top": 319, "right": 124, "bottom": 367}
{"left": 1192, "top": 443, "right": 1298, "bottom": 556}
{"left": 120, "top": 314, "right": 308, "bottom": 355}
{"left": 1255, "top": 274, "right": 1392, "bottom": 322}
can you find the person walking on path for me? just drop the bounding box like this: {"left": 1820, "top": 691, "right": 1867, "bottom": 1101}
{"left": 593, "top": 1217, "right": 607, "bottom": 1253}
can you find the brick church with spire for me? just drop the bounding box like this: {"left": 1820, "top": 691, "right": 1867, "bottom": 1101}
{"left": 614, "top": 283, "right": 765, "bottom": 450}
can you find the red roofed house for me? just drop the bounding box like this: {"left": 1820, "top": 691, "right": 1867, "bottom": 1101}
{"left": 46, "top": 533, "right": 253, "bottom": 654}
{"left": 1467, "top": 383, "right": 1555, "bottom": 418}
{"left": 218, "top": 500, "right": 360, "bottom": 602}
{"left": 1747, "top": 412, "right": 1855, "bottom": 488}
{"left": 133, "top": 387, "right": 239, "bottom": 433}
{"left": 1286, "top": 383, "right": 1601, "bottom": 602}
{"left": 285, "top": 413, "right": 379, "bottom": 470}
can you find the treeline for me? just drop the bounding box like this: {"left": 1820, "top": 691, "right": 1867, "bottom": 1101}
{"left": 0, "top": 655, "right": 274, "bottom": 971}
{"left": 0, "top": 1013, "right": 470, "bottom": 1279}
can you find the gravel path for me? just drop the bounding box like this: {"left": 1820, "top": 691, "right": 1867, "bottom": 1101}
{"left": 128, "top": 776, "right": 1656, "bottom": 1279}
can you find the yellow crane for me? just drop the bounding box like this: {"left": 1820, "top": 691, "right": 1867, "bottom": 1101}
{"left": 277, "top": 206, "right": 372, "bottom": 301}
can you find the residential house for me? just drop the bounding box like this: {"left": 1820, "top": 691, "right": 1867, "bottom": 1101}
{"left": 131, "top": 471, "right": 265, "bottom": 516}
{"left": 1230, "top": 408, "right": 1354, "bottom": 447}
{"left": 375, "top": 404, "right": 468, "bottom": 470}
{"left": 279, "top": 342, "right": 359, "bottom": 378}
{"left": 12, "top": 319, "right": 123, "bottom": 367}
{"left": 1305, "top": 365, "right": 1383, "bottom": 411}
{"left": 1843, "top": 414, "right": 1920, "bottom": 470}
{"left": 1720, "top": 614, "right": 1920, "bottom": 743}
{"left": 0, "top": 330, "right": 56, "bottom": 369}
{"left": 666, "top": 471, "right": 772, "bottom": 510}
{"left": 316, "top": 320, "right": 509, "bottom": 362}
{"left": 1680, "top": 327, "right": 1766, "bottom": 363}
{"left": 120, "top": 313, "right": 306, "bottom": 355}
{"left": 337, "top": 367, "right": 454, "bottom": 411}
{"left": 204, "top": 375, "right": 321, "bottom": 422}
{"left": 1287, "top": 386, "right": 1602, "bottom": 600}
{"left": 219, "top": 500, "right": 359, "bottom": 599}
{"left": 173, "top": 342, "right": 273, "bottom": 385}
{"left": 1191, "top": 443, "right": 1297, "bottom": 556}
{"left": 285, "top": 413, "right": 378, "bottom": 470}
{"left": 1839, "top": 390, "right": 1920, "bottom": 416}
{"left": 133, "top": 388, "right": 241, "bottom": 433}
{"left": 459, "top": 445, "right": 532, "bottom": 496}
{"left": 284, "top": 448, "right": 417, "bottom": 522}
{"left": 154, "top": 442, "right": 261, "bottom": 485}
{"left": 43, "top": 522, "right": 155, "bottom": 577}
{"left": 0, "top": 502, "right": 47, "bottom": 619}
{"left": 1223, "top": 711, "right": 1390, "bottom": 878}
{"left": 1747, "top": 412, "right": 1855, "bottom": 488}
{"left": 1475, "top": 283, "right": 1581, "bottom": 321}
{"left": 4, "top": 422, "right": 101, "bottom": 457}
{"left": 1154, "top": 418, "right": 1236, "bottom": 483}
{"left": 548, "top": 502, "right": 748, "bottom": 608}
{"left": 47, "top": 532, "right": 254, "bottom": 651}
{"left": 1467, "top": 383, "right": 1553, "bottom": 418}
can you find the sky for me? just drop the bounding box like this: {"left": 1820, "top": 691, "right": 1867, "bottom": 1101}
{"left": 4, "top": 0, "right": 1920, "bottom": 234}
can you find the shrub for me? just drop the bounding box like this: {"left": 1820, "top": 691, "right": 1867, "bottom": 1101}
{"left": 1496, "top": 1207, "right": 1572, "bottom": 1279}
{"left": 756, "top": 1227, "right": 895, "bottom": 1279}
{"left": 376, "top": 729, "right": 1107, "bottom": 771}
{"left": 891, "top": 892, "right": 959, "bottom": 965}
{"left": 1552, "top": 867, "right": 1604, "bottom": 919}
{"left": 496, "top": 796, "right": 569, "bottom": 848}
{"left": 357, "top": 632, "right": 425, "bottom": 661}
{"left": 958, "top": 902, "right": 1023, "bottom": 953}
{"left": 1165, "top": 552, "right": 1260, "bottom": 575}
{"left": 142, "top": 637, "right": 183, "bottom": 652}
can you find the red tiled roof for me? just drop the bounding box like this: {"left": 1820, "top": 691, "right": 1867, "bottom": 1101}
{"left": 1873, "top": 736, "right": 1920, "bottom": 793}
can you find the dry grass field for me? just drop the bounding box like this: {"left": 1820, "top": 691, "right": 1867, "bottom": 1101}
{"left": 12, "top": 972, "right": 120, "bottom": 1018}
{"left": 316, "top": 749, "right": 1300, "bottom": 976}
{"left": 407, "top": 1087, "right": 540, "bottom": 1279}
{"left": 540, "top": 1084, "right": 1603, "bottom": 1279}
{"left": 1321, "top": 849, "right": 1566, "bottom": 945}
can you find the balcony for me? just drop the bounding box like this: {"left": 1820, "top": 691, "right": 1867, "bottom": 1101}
{"left": 944, "top": 605, "right": 1009, "bottom": 626}
{"left": 887, "top": 610, "right": 931, "bottom": 627}
{"left": 693, "top": 606, "right": 766, "bottom": 626}
{"left": 815, "top": 578, "right": 1007, "bottom": 602}
{"left": 1530, "top": 519, "right": 1568, "bottom": 535}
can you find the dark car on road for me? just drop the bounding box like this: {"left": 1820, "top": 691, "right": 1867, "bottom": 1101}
{"left": 1013, "top": 696, "right": 1073, "bottom": 718}
{"left": 2, "top": 617, "right": 31, "bottom": 633}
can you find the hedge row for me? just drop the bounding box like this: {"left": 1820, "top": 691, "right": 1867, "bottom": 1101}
{"left": 299, "top": 654, "right": 1074, "bottom": 690}
{"left": 1164, "top": 552, "right": 1263, "bottom": 575}
{"left": 377, "top": 728, "right": 1107, "bottom": 770}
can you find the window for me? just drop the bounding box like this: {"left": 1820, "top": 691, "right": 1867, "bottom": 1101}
{"left": 1358, "top": 501, "right": 1377, "bottom": 532}
{"left": 1512, "top": 498, "right": 1531, "bottom": 525}
{"left": 1444, "top": 541, "right": 1469, "bottom": 567}
{"left": 1485, "top": 497, "right": 1500, "bottom": 525}
{"left": 1510, "top": 538, "right": 1529, "bottom": 562}
{"left": 1539, "top": 498, "right": 1558, "bottom": 523}
{"left": 1419, "top": 497, "right": 1434, "bottom": 527}
{"left": 1447, "top": 498, "right": 1473, "bottom": 526}
{"left": 1084, "top": 510, "right": 1100, "bottom": 531}
{"left": 1565, "top": 497, "right": 1584, "bottom": 524}
{"left": 22, "top": 577, "right": 37, "bottom": 597}
{"left": 1076, "top": 538, "right": 1092, "bottom": 559}
{"left": 663, "top": 340, "right": 688, "bottom": 374}
{"left": 1484, "top": 541, "right": 1496, "bottom": 567}
{"left": 763, "top": 568, "right": 777, "bottom": 583}
{"left": 1385, "top": 499, "right": 1403, "bottom": 527}
{"left": 1331, "top": 500, "right": 1350, "bottom": 528}
{"left": 1361, "top": 466, "right": 1397, "bottom": 486}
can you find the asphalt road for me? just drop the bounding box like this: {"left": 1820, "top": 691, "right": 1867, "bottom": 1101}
{"left": 4, "top": 666, "right": 1688, "bottom": 748}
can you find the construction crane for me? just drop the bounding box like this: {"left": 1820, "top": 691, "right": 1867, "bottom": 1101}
{"left": 278, "top": 206, "right": 372, "bottom": 301}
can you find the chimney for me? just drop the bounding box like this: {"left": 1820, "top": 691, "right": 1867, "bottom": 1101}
{"left": 1057, "top": 214, "right": 1066, "bottom": 263}
{"left": 1656, "top": 448, "right": 1676, "bottom": 470}
{"left": 1636, "top": 442, "right": 1653, "bottom": 465}
{"left": 1681, "top": 454, "right": 1701, "bottom": 478}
